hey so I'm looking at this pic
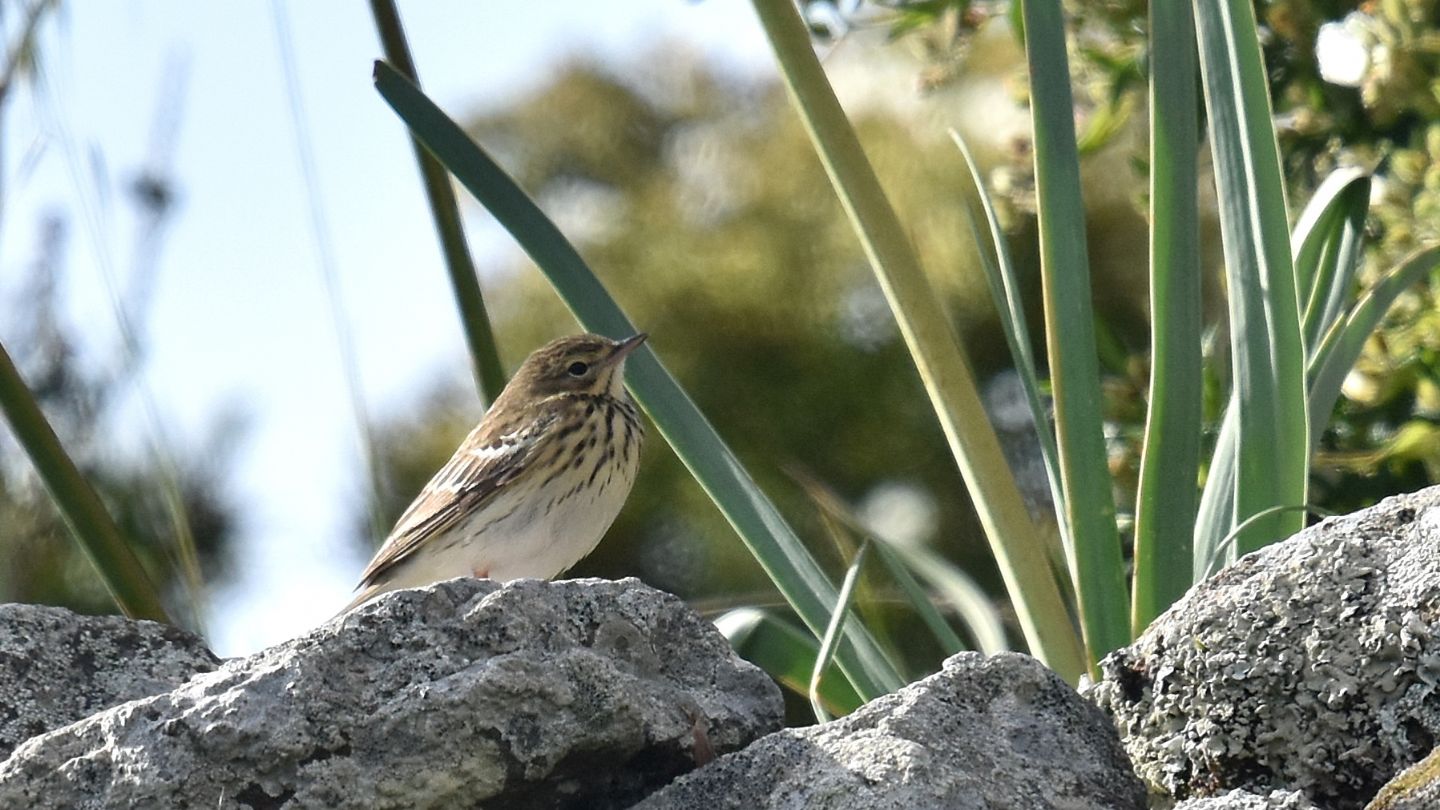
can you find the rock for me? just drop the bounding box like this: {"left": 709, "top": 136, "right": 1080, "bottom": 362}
{"left": 1173, "top": 789, "right": 1320, "bottom": 809}
{"left": 1088, "top": 487, "right": 1440, "bottom": 809}
{"left": 635, "top": 651, "right": 1147, "bottom": 810}
{"left": 0, "top": 577, "right": 782, "bottom": 809}
{"left": 0, "top": 602, "right": 218, "bottom": 758}
{"left": 1366, "top": 746, "right": 1440, "bottom": 809}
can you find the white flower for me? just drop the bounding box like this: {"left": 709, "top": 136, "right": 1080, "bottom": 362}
{"left": 1316, "top": 14, "right": 1373, "bottom": 88}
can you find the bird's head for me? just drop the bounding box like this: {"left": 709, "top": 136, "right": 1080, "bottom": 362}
{"left": 511, "top": 332, "right": 647, "bottom": 400}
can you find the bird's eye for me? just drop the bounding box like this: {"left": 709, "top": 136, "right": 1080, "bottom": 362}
{"left": 567, "top": 361, "right": 590, "bottom": 377}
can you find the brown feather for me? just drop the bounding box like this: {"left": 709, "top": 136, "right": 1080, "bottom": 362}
{"left": 345, "top": 331, "right": 645, "bottom": 602}
{"left": 354, "top": 407, "right": 559, "bottom": 589}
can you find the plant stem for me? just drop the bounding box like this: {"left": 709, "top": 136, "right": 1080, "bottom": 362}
{"left": 366, "top": 0, "right": 507, "bottom": 406}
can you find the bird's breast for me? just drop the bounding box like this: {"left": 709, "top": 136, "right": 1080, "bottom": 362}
{"left": 473, "top": 403, "right": 642, "bottom": 581}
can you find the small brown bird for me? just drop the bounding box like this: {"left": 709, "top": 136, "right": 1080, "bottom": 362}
{"left": 342, "top": 332, "right": 647, "bottom": 612}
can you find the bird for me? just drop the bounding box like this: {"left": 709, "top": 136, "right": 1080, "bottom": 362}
{"left": 341, "top": 332, "right": 647, "bottom": 613}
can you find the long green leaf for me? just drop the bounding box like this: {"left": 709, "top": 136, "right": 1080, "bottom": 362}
{"left": 1293, "top": 169, "right": 1370, "bottom": 351}
{"left": 373, "top": 61, "right": 903, "bottom": 699}
{"left": 1197, "top": 243, "right": 1412, "bottom": 580}
{"left": 1196, "top": 171, "right": 1371, "bottom": 577}
{"left": 1308, "top": 247, "right": 1440, "bottom": 439}
{"left": 810, "top": 540, "right": 869, "bottom": 723}
{"left": 878, "top": 539, "right": 1009, "bottom": 655}
{"left": 1203, "top": 503, "right": 1326, "bottom": 574}
{"left": 0, "top": 340, "right": 169, "bottom": 621}
{"left": 1311, "top": 214, "right": 1366, "bottom": 357}
{"left": 789, "top": 469, "right": 967, "bottom": 672}
{"left": 1021, "top": 0, "right": 1129, "bottom": 664}
{"left": 1132, "top": 0, "right": 1202, "bottom": 633}
{"left": 1194, "top": 399, "right": 1240, "bottom": 579}
{"left": 1293, "top": 170, "right": 1367, "bottom": 308}
{"left": 1194, "top": 0, "right": 1309, "bottom": 554}
{"left": 715, "top": 608, "right": 863, "bottom": 715}
{"left": 366, "top": 0, "right": 506, "bottom": 405}
{"left": 869, "top": 540, "right": 966, "bottom": 658}
{"left": 950, "top": 129, "right": 1072, "bottom": 583}
{"left": 749, "top": 0, "right": 1085, "bottom": 684}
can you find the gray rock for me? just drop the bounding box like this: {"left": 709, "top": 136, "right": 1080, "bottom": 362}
{"left": 0, "top": 577, "right": 782, "bottom": 809}
{"left": 1088, "top": 487, "right": 1440, "bottom": 809}
{"left": 1173, "top": 789, "right": 1319, "bottom": 809}
{"left": 0, "top": 602, "right": 218, "bottom": 758}
{"left": 636, "top": 651, "right": 1146, "bottom": 810}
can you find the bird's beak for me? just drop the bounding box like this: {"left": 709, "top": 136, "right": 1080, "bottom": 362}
{"left": 609, "top": 333, "right": 648, "bottom": 364}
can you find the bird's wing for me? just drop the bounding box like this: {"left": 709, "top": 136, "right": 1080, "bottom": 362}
{"left": 355, "top": 415, "right": 552, "bottom": 589}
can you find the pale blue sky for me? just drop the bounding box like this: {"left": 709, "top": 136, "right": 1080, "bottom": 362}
{"left": 0, "top": 2, "right": 774, "bottom": 654}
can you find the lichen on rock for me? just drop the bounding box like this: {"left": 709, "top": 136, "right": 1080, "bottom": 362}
{"left": 1088, "top": 488, "right": 1440, "bottom": 809}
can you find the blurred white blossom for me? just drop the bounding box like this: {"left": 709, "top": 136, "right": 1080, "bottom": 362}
{"left": 859, "top": 481, "right": 938, "bottom": 548}
{"left": 1316, "top": 14, "right": 1373, "bottom": 88}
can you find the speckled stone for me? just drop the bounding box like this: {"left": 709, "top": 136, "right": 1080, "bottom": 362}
{"left": 1088, "top": 487, "right": 1440, "bottom": 809}
{"left": 0, "top": 603, "right": 218, "bottom": 758}
{"left": 635, "top": 652, "right": 1147, "bottom": 810}
{"left": 1174, "top": 789, "right": 1320, "bottom": 809}
{"left": 0, "top": 577, "right": 782, "bottom": 809}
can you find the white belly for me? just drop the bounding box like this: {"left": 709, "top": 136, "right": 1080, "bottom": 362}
{"left": 380, "top": 446, "right": 640, "bottom": 590}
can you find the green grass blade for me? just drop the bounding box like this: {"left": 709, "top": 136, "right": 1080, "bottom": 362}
{"left": 789, "top": 466, "right": 1003, "bottom": 658}
{"left": 1131, "top": 0, "right": 1202, "bottom": 633}
{"left": 1194, "top": 0, "right": 1309, "bottom": 554}
{"left": 1311, "top": 213, "right": 1366, "bottom": 358}
{"left": 1292, "top": 168, "right": 1368, "bottom": 307}
{"left": 1308, "top": 247, "right": 1440, "bottom": 439}
{"left": 870, "top": 540, "right": 966, "bottom": 657}
{"left": 1293, "top": 169, "right": 1370, "bottom": 351}
{"left": 715, "top": 607, "right": 863, "bottom": 715}
{"left": 750, "top": 0, "right": 1086, "bottom": 684}
{"left": 1199, "top": 173, "right": 1369, "bottom": 580}
{"left": 1021, "top": 0, "right": 1130, "bottom": 663}
{"left": 0, "top": 339, "right": 169, "bottom": 622}
{"left": 794, "top": 467, "right": 1007, "bottom": 660}
{"left": 950, "top": 129, "right": 1072, "bottom": 581}
{"left": 810, "top": 539, "right": 869, "bottom": 723}
{"left": 1198, "top": 243, "right": 1424, "bottom": 581}
{"left": 373, "top": 61, "right": 903, "bottom": 699}
{"left": 366, "top": 0, "right": 506, "bottom": 405}
{"left": 1203, "top": 503, "right": 1326, "bottom": 574}
{"left": 1194, "top": 400, "right": 1239, "bottom": 578}
{"left": 879, "top": 539, "right": 1009, "bottom": 655}
{"left": 788, "top": 468, "right": 967, "bottom": 668}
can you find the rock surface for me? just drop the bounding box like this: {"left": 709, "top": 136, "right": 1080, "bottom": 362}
{"left": 1088, "top": 488, "right": 1440, "bottom": 809}
{"left": 0, "top": 577, "right": 782, "bottom": 809}
{"left": 1173, "top": 789, "right": 1320, "bottom": 809}
{"left": 635, "top": 651, "right": 1146, "bottom": 810}
{"left": 0, "top": 602, "right": 218, "bottom": 759}
{"left": 1366, "top": 746, "right": 1440, "bottom": 809}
